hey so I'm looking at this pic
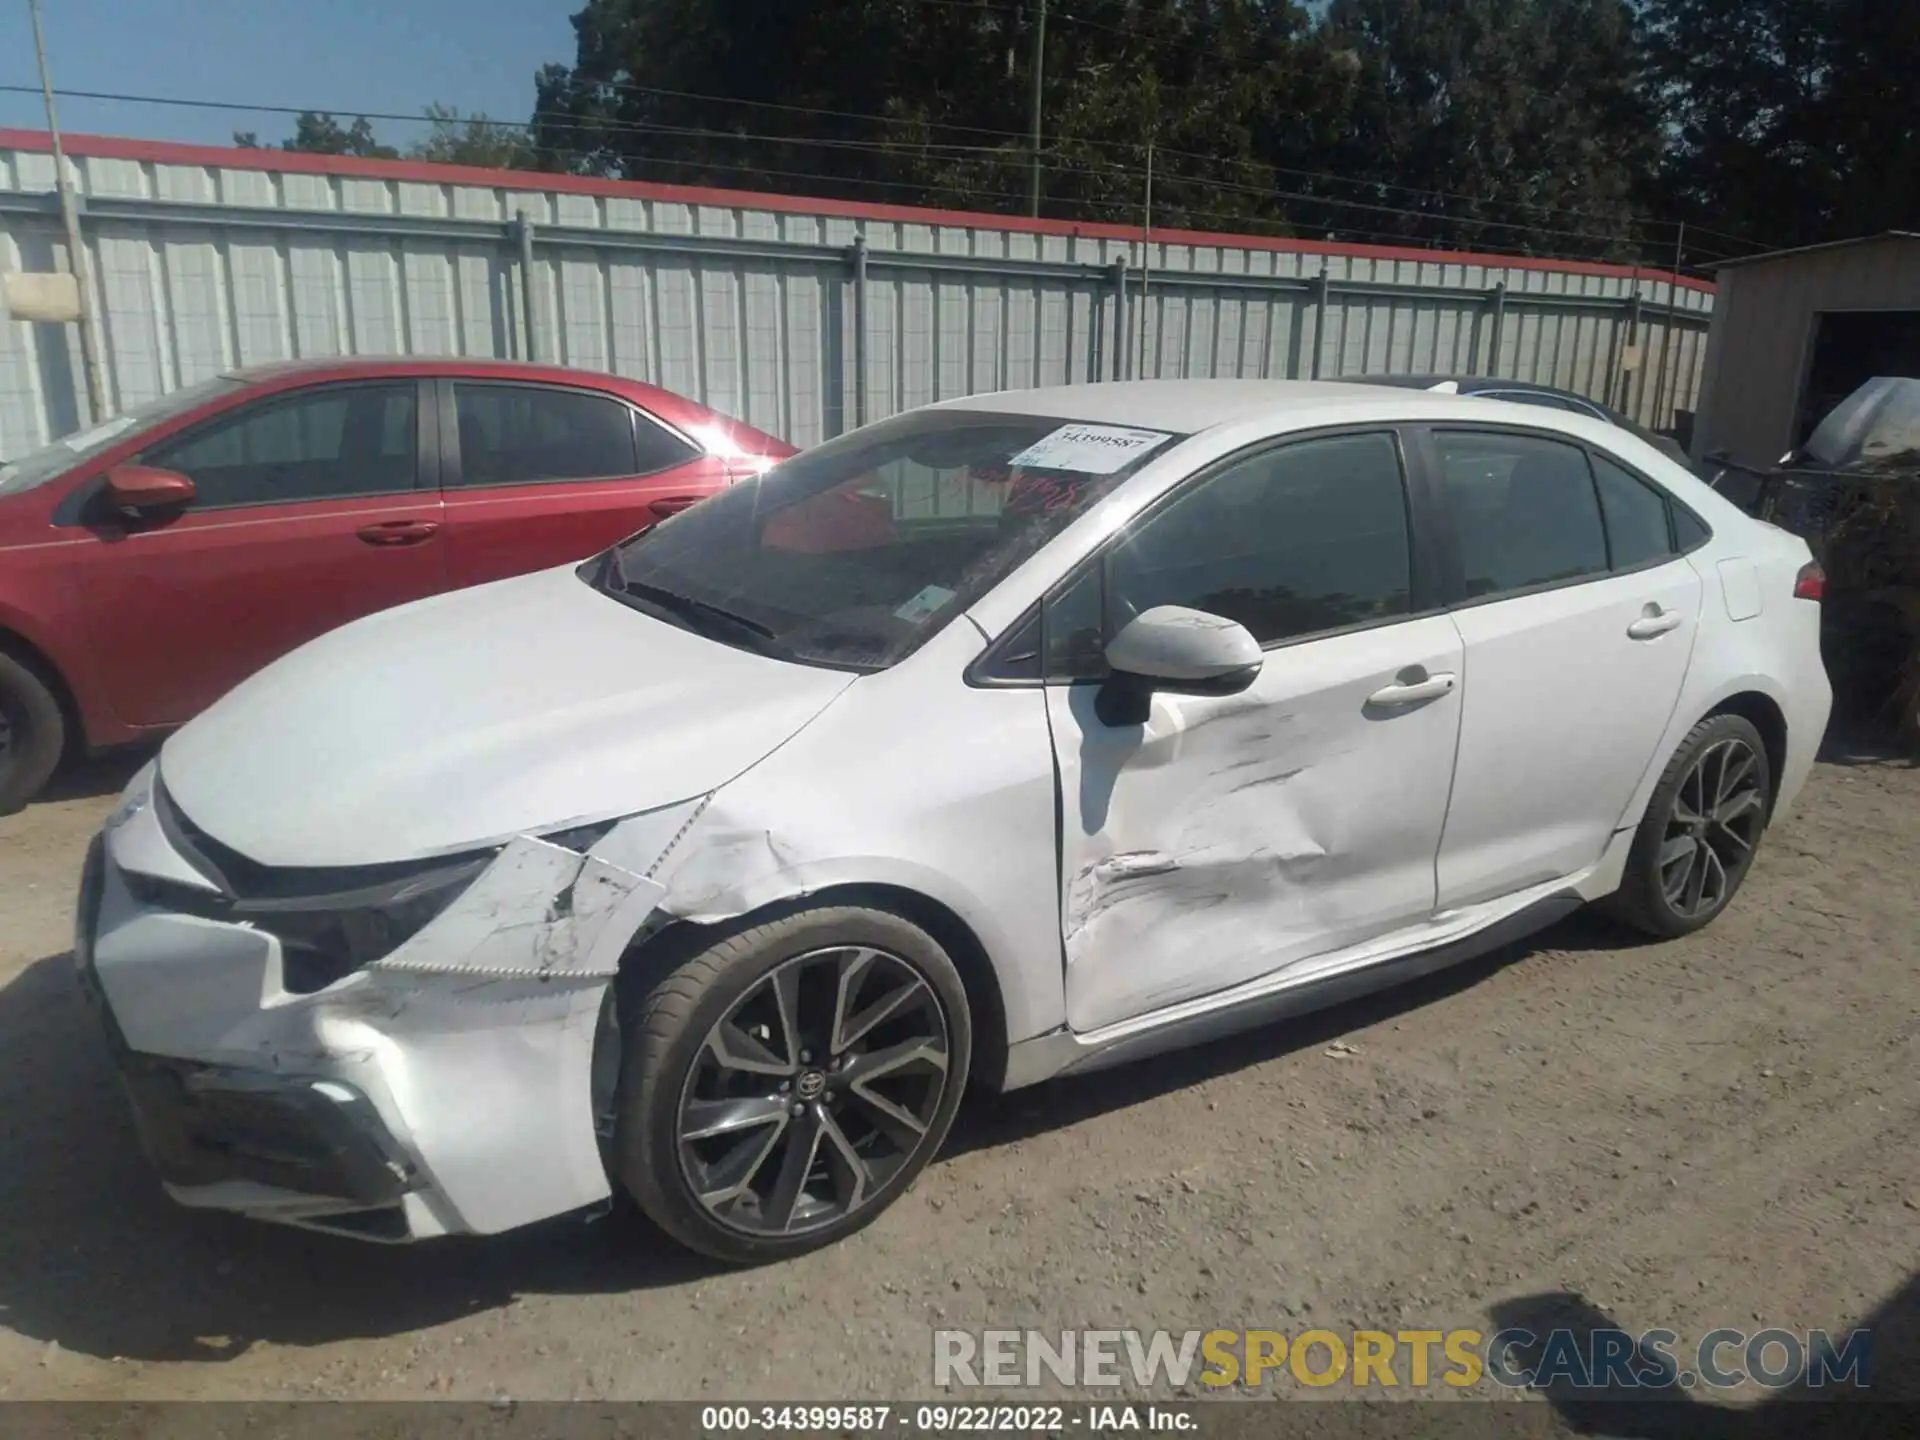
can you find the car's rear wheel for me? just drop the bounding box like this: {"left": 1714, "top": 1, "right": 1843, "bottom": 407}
{"left": 0, "top": 650, "right": 65, "bottom": 816}
{"left": 613, "top": 905, "right": 971, "bottom": 1264}
{"left": 1607, "top": 713, "right": 1772, "bottom": 938}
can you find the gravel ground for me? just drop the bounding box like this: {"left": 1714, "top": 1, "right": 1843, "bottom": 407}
{"left": 2, "top": 742, "right": 1917, "bottom": 1411}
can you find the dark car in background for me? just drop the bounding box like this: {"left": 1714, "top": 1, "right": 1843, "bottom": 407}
{"left": 0, "top": 358, "right": 792, "bottom": 811}
{"left": 1350, "top": 373, "right": 1697, "bottom": 471}
{"left": 1704, "top": 376, "right": 1920, "bottom": 739}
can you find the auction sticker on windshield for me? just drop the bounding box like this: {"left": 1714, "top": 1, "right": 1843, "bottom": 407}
{"left": 1010, "top": 424, "right": 1174, "bottom": 474}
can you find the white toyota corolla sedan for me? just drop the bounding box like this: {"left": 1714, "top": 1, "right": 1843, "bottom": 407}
{"left": 77, "top": 380, "right": 1830, "bottom": 1262}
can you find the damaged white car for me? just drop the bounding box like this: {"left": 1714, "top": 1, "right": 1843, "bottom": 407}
{"left": 77, "top": 380, "right": 1831, "bottom": 1263}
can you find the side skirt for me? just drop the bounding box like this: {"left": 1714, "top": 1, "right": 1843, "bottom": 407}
{"left": 1001, "top": 889, "right": 1585, "bottom": 1090}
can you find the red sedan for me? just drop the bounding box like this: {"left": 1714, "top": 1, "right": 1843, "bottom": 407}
{"left": 0, "top": 358, "right": 793, "bottom": 810}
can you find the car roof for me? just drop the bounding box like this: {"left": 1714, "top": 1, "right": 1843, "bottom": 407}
{"left": 1349, "top": 373, "right": 1595, "bottom": 401}
{"left": 934, "top": 379, "right": 1419, "bottom": 434}
{"left": 218, "top": 356, "right": 737, "bottom": 428}
{"left": 227, "top": 356, "right": 623, "bottom": 386}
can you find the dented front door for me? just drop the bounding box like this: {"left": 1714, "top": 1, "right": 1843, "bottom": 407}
{"left": 1043, "top": 429, "right": 1465, "bottom": 1034}
{"left": 1049, "top": 618, "right": 1464, "bottom": 1032}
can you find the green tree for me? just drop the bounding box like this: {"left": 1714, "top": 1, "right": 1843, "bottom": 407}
{"left": 231, "top": 112, "right": 399, "bottom": 158}
{"left": 528, "top": 0, "right": 1340, "bottom": 231}
{"left": 1318, "top": 0, "right": 1655, "bottom": 257}
{"left": 408, "top": 103, "right": 538, "bottom": 170}
{"left": 527, "top": 0, "right": 1664, "bottom": 255}
{"left": 1642, "top": 0, "right": 1920, "bottom": 249}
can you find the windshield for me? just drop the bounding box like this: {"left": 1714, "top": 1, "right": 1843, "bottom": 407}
{"left": 0, "top": 376, "right": 248, "bottom": 496}
{"left": 594, "top": 408, "right": 1183, "bottom": 670}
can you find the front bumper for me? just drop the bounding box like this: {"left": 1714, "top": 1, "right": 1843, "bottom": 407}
{"left": 76, "top": 782, "right": 691, "bottom": 1242}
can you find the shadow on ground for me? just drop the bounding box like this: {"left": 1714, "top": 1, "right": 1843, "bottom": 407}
{"left": 0, "top": 949, "right": 711, "bottom": 1364}
{"left": 947, "top": 904, "right": 1645, "bottom": 1159}
{"left": 1817, "top": 719, "right": 1918, "bottom": 769}
{"left": 33, "top": 747, "right": 156, "bottom": 807}
{"left": 0, "top": 908, "right": 1635, "bottom": 1364}
{"left": 1488, "top": 1280, "right": 1917, "bottom": 1435}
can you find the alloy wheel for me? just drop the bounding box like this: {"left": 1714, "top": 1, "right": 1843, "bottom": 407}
{"left": 676, "top": 945, "right": 951, "bottom": 1236}
{"left": 1659, "top": 737, "right": 1766, "bottom": 920}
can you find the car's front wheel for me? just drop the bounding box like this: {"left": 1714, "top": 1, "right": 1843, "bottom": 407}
{"left": 0, "top": 650, "right": 65, "bottom": 816}
{"left": 1607, "top": 712, "right": 1773, "bottom": 938}
{"left": 613, "top": 905, "right": 971, "bottom": 1264}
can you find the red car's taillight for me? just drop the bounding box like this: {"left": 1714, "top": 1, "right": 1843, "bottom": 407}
{"left": 1794, "top": 560, "right": 1826, "bottom": 601}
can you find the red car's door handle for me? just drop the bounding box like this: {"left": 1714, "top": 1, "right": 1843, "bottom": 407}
{"left": 356, "top": 520, "right": 442, "bottom": 547}
{"left": 649, "top": 496, "right": 700, "bottom": 519}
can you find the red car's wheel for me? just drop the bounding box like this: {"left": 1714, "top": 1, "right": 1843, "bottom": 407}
{"left": 0, "top": 650, "right": 65, "bottom": 815}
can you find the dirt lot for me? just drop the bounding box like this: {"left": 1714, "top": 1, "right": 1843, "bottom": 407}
{"left": 2, "top": 742, "right": 1918, "bottom": 1410}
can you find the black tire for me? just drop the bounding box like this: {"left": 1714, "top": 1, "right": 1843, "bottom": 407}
{"left": 1606, "top": 712, "right": 1772, "bottom": 939}
{"left": 0, "top": 650, "right": 65, "bottom": 816}
{"left": 614, "top": 904, "right": 972, "bottom": 1264}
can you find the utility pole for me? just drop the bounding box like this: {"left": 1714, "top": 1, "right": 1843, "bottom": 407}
{"left": 29, "top": 0, "right": 108, "bottom": 424}
{"left": 1027, "top": 0, "right": 1047, "bottom": 217}
{"left": 1136, "top": 140, "right": 1153, "bottom": 379}
{"left": 1649, "top": 221, "right": 1684, "bottom": 434}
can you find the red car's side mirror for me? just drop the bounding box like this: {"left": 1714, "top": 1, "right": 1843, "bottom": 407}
{"left": 104, "top": 464, "right": 196, "bottom": 512}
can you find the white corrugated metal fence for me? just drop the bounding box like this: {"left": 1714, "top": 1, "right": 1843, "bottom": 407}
{"left": 0, "top": 136, "right": 1715, "bottom": 459}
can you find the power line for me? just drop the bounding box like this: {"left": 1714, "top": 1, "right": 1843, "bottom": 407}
{"left": 952, "top": 142, "right": 1685, "bottom": 253}
{"left": 900, "top": 0, "right": 1147, "bottom": 41}
{"left": 6, "top": 62, "right": 1765, "bottom": 250}
{"left": 572, "top": 69, "right": 1716, "bottom": 243}
{"left": 0, "top": 81, "right": 1727, "bottom": 268}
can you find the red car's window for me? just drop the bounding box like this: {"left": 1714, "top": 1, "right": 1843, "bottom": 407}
{"left": 0, "top": 375, "right": 245, "bottom": 496}
{"left": 451, "top": 382, "right": 696, "bottom": 487}
{"left": 145, "top": 384, "right": 419, "bottom": 508}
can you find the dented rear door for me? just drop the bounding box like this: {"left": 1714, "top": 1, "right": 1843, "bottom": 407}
{"left": 1043, "top": 429, "right": 1465, "bottom": 1034}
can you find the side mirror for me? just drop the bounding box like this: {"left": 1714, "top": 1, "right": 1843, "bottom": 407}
{"left": 104, "top": 464, "right": 196, "bottom": 513}
{"left": 1097, "top": 605, "right": 1262, "bottom": 725}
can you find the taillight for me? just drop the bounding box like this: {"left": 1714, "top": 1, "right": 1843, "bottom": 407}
{"left": 1793, "top": 560, "right": 1826, "bottom": 601}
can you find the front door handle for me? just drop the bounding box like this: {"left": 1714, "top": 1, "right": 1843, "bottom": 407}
{"left": 356, "top": 520, "right": 441, "bottom": 547}
{"left": 1627, "top": 607, "right": 1684, "bottom": 640}
{"left": 1367, "top": 671, "right": 1457, "bottom": 707}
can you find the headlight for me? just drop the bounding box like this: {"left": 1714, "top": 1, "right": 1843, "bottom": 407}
{"left": 102, "top": 760, "right": 157, "bottom": 836}
{"left": 147, "top": 776, "right": 499, "bottom": 994}
{"left": 541, "top": 817, "right": 622, "bottom": 854}
{"left": 251, "top": 856, "right": 492, "bottom": 995}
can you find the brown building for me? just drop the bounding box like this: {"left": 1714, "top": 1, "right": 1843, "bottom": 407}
{"left": 1694, "top": 232, "right": 1920, "bottom": 466}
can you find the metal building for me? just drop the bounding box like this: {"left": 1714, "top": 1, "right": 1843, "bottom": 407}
{"left": 1694, "top": 232, "right": 1920, "bottom": 466}
{"left": 2, "top": 128, "right": 1715, "bottom": 458}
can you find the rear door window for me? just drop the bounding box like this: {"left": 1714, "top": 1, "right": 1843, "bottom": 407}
{"left": 1433, "top": 431, "right": 1609, "bottom": 598}
{"left": 451, "top": 383, "right": 656, "bottom": 487}
{"left": 1591, "top": 452, "right": 1678, "bottom": 569}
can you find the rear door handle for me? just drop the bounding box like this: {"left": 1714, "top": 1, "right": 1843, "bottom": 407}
{"left": 356, "top": 520, "right": 441, "bottom": 547}
{"left": 1367, "top": 671, "right": 1457, "bottom": 707}
{"left": 1627, "top": 608, "right": 1684, "bottom": 640}
{"left": 649, "top": 496, "right": 700, "bottom": 519}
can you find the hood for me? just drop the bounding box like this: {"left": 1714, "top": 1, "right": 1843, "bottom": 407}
{"left": 160, "top": 565, "right": 856, "bottom": 868}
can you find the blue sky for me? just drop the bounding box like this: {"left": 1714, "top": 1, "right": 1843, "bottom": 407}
{"left": 0, "top": 0, "right": 577, "bottom": 149}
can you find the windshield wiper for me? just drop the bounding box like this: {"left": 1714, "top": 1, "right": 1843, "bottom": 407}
{"left": 613, "top": 574, "right": 793, "bottom": 659}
